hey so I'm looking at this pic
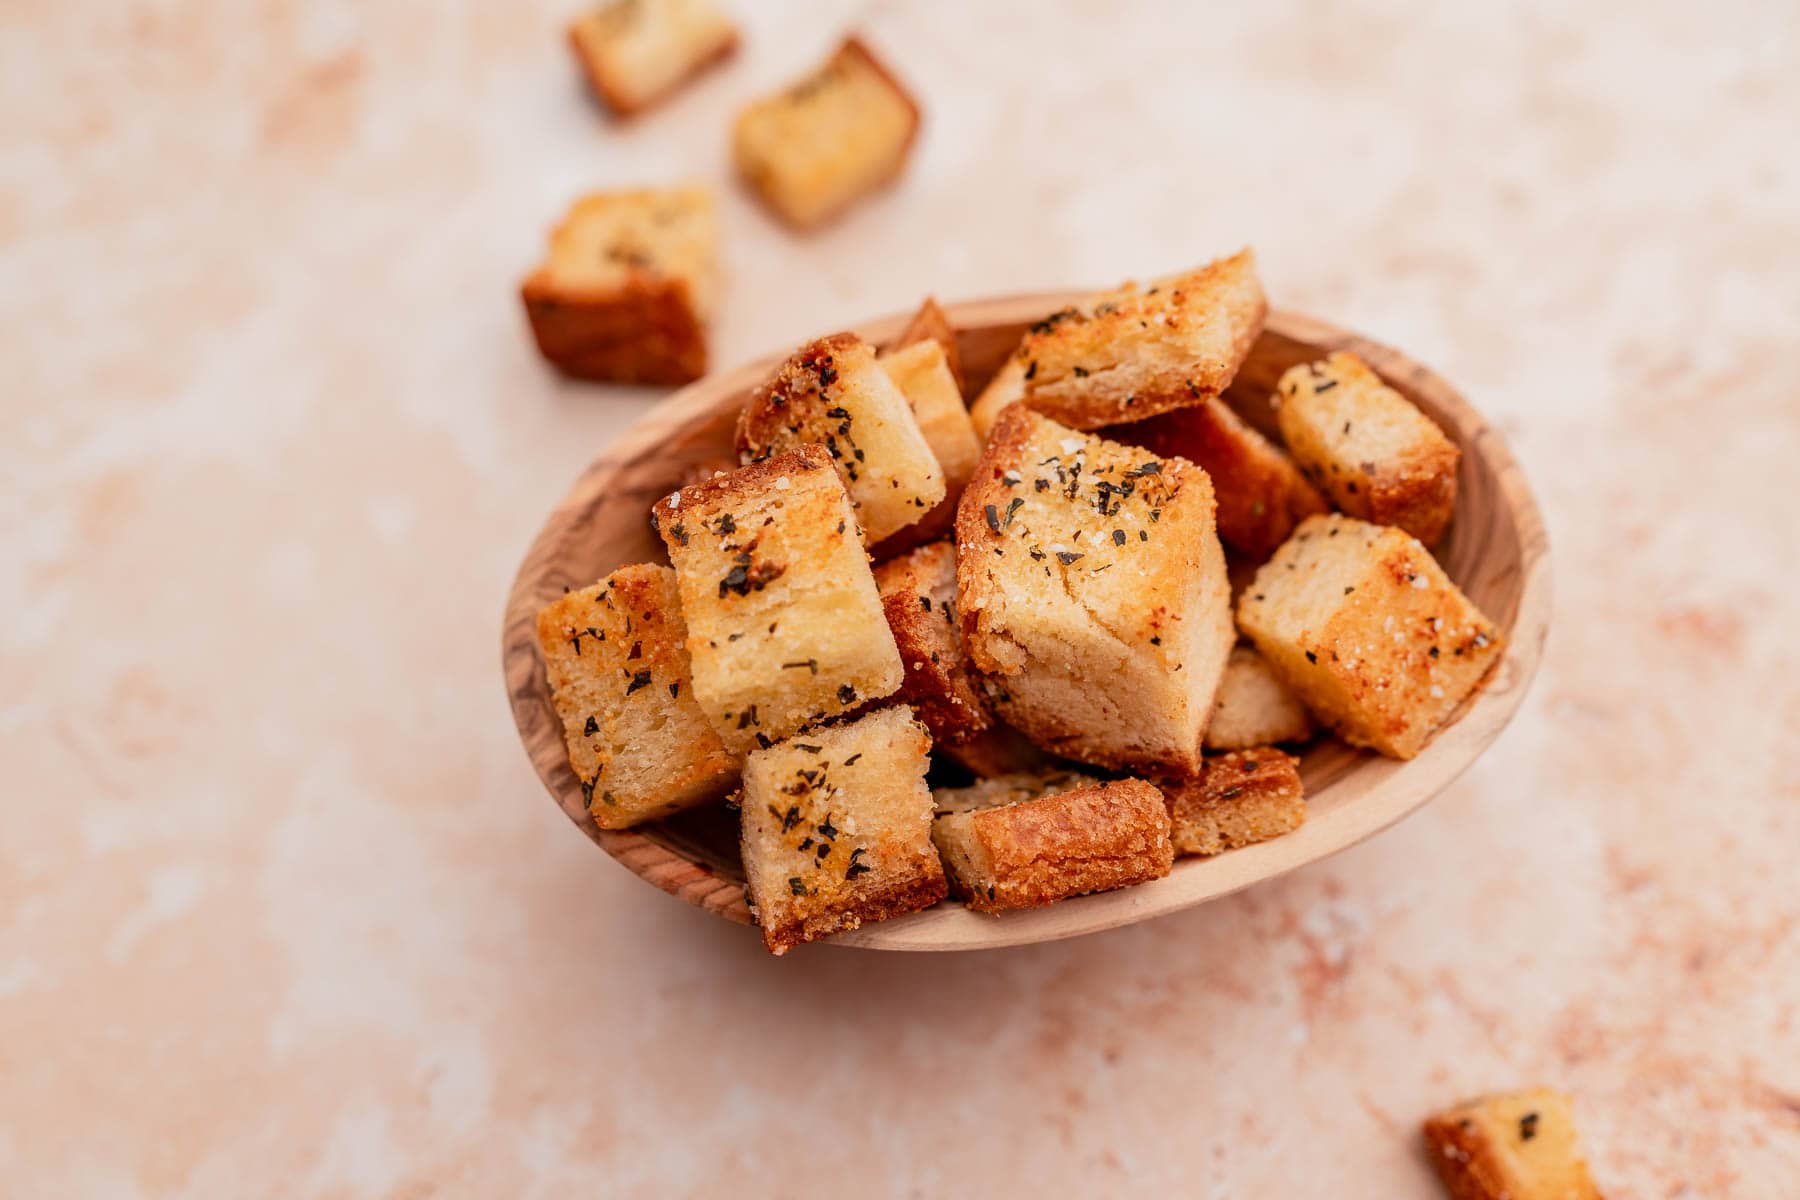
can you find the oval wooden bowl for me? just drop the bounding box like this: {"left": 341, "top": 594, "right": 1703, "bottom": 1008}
{"left": 502, "top": 294, "right": 1550, "bottom": 952}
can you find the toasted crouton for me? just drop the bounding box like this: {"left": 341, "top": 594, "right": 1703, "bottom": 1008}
{"left": 1162, "top": 748, "right": 1305, "bottom": 856}
{"left": 1011, "top": 249, "right": 1267, "bottom": 430}
{"left": 732, "top": 37, "right": 920, "bottom": 229}
{"left": 739, "top": 706, "right": 947, "bottom": 954}
{"left": 653, "top": 446, "right": 903, "bottom": 753}
{"left": 932, "top": 777, "right": 1172, "bottom": 912}
{"left": 956, "top": 405, "right": 1235, "bottom": 775}
{"left": 889, "top": 296, "right": 964, "bottom": 395}
{"left": 520, "top": 187, "right": 717, "bottom": 385}
{"left": 1422, "top": 1090, "right": 1602, "bottom": 1200}
{"left": 874, "top": 541, "right": 991, "bottom": 746}
{"left": 1275, "top": 351, "right": 1461, "bottom": 544}
{"left": 535, "top": 565, "right": 740, "bottom": 828}
{"left": 875, "top": 338, "right": 982, "bottom": 549}
{"left": 1205, "top": 645, "right": 1313, "bottom": 751}
{"left": 936, "top": 722, "right": 1060, "bottom": 778}
{"left": 568, "top": 0, "right": 738, "bottom": 117}
{"left": 969, "top": 353, "right": 1026, "bottom": 442}
{"left": 737, "top": 333, "right": 945, "bottom": 545}
{"left": 1121, "top": 397, "right": 1328, "bottom": 557}
{"left": 1237, "top": 514, "right": 1504, "bottom": 759}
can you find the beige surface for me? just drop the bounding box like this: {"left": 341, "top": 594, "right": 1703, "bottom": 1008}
{"left": 3, "top": 2, "right": 1797, "bottom": 1196}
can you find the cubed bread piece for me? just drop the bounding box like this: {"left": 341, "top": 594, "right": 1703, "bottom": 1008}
{"left": 874, "top": 338, "right": 982, "bottom": 550}
{"left": 889, "top": 296, "right": 965, "bottom": 395}
{"left": 653, "top": 446, "right": 903, "bottom": 753}
{"left": 931, "top": 767, "right": 1098, "bottom": 815}
{"left": 1012, "top": 249, "right": 1266, "bottom": 430}
{"left": 535, "top": 565, "right": 740, "bottom": 828}
{"left": 739, "top": 706, "right": 947, "bottom": 954}
{"left": 1162, "top": 748, "right": 1304, "bottom": 856}
{"left": 932, "top": 777, "right": 1173, "bottom": 912}
{"left": 737, "top": 333, "right": 945, "bottom": 545}
{"left": 936, "top": 722, "right": 1060, "bottom": 778}
{"left": 1121, "top": 397, "right": 1328, "bottom": 557}
{"left": 569, "top": 0, "right": 737, "bottom": 117}
{"left": 1275, "top": 351, "right": 1461, "bottom": 545}
{"left": 732, "top": 37, "right": 920, "bottom": 229}
{"left": 874, "top": 541, "right": 990, "bottom": 746}
{"left": 1422, "top": 1090, "right": 1602, "bottom": 1200}
{"left": 969, "top": 353, "right": 1026, "bottom": 442}
{"left": 1205, "top": 645, "right": 1313, "bottom": 751}
{"left": 956, "top": 405, "right": 1236, "bottom": 775}
{"left": 1237, "top": 514, "right": 1504, "bottom": 759}
{"left": 520, "top": 187, "right": 717, "bottom": 385}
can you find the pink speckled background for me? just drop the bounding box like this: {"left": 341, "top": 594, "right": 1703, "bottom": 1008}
{"left": 4, "top": 2, "right": 1798, "bottom": 1195}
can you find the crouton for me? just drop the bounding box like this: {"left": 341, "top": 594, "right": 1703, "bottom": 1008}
{"left": 520, "top": 187, "right": 717, "bottom": 385}
{"left": 932, "top": 777, "right": 1173, "bottom": 912}
{"left": 1162, "top": 748, "right": 1305, "bottom": 856}
{"left": 969, "top": 354, "right": 1026, "bottom": 441}
{"left": 535, "top": 565, "right": 739, "bottom": 828}
{"left": 1236, "top": 514, "right": 1504, "bottom": 759}
{"left": 875, "top": 338, "right": 982, "bottom": 549}
{"left": 936, "top": 722, "right": 1060, "bottom": 778}
{"left": 653, "top": 446, "right": 903, "bottom": 753}
{"left": 873, "top": 541, "right": 990, "bottom": 746}
{"left": 956, "top": 405, "right": 1236, "bottom": 775}
{"left": 1205, "top": 645, "right": 1313, "bottom": 751}
{"left": 1011, "top": 249, "right": 1266, "bottom": 430}
{"left": 1121, "top": 397, "right": 1327, "bottom": 557}
{"left": 888, "top": 296, "right": 965, "bottom": 395}
{"left": 732, "top": 37, "right": 920, "bottom": 229}
{"left": 737, "top": 333, "right": 945, "bottom": 545}
{"left": 1422, "top": 1090, "right": 1602, "bottom": 1200}
{"left": 568, "top": 0, "right": 738, "bottom": 117}
{"left": 1275, "top": 351, "right": 1461, "bottom": 544}
{"left": 739, "top": 706, "right": 947, "bottom": 954}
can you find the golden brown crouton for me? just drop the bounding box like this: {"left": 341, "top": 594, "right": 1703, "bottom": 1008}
{"left": 873, "top": 541, "right": 991, "bottom": 746}
{"left": 568, "top": 0, "right": 738, "bottom": 117}
{"left": 1275, "top": 351, "right": 1461, "bottom": 544}
{"left": 1422, "top": 1090, "right": 1603, "bottom": 1200}
{"left": 956, "top": 405, "right": 1235, "bottom": 775}
{"left": 739, "top": 706, "right": 947, "bottom": 954}
{"left": 1237, "top": 514, "right": 1504, "bottom": 759}
{"left": 932, "top": 777, "right": 1173, "bottom": 912}
{"left": 737, "top": 333, "right": 945, "bottom": 545}
{"left": 888, "top": 296, "right": 965, "bottom": 395}
{"left": 732, "top": 37, "right": 920, "bottom": 229}
{"left": 1012, "top": 249, "right": 1267, "bottom": 430}
{"left": 1120, "top": 397, "right": 1328, "bottom": 557}
{"left": 969, "top": 351, "right": 1026, "bottom": 442}
{"left": 1205, "top": 645, "right": 1313, "bottom": 751}
{"left": 520, "top": 187, "right": 717, "bottom": 385}
{"left": 936, "top": 722, "right": 1061, "bottom": 778}
{"left": 535, "top": 565, "right": 740, "bottom": 828}
{"left": 1162, "top": 748, "right": 1305, "bottom": 856}
{"left": 874, "top": 338, "right": 982, "bottom": 551}
{"left": 653, "top": 446, "right": 903, "bottom": 754}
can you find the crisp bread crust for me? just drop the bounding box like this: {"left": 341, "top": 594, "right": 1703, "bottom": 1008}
{"left": 568, "top": 0, "right": 739, "bottom": 117}
{"left": 873, "top": 541, "right": 991, "bottom": 746}
{"left": 1014, "top": 249, "right": 1267, "bottom": 430}
{"left": 889, "top": 295, "right": 964, "bottom": 395}
{"left": 521, "top": 272, "right": 707, "bottom": 384}
{"left": 1421, "top": 1090, "right": 1603, "bottom": 1200}
{"left": 1162, "top": 747, "right": 1305, "bottom": 857}
{"left": 753, "top": 864, "right": 948, "bottom": 955}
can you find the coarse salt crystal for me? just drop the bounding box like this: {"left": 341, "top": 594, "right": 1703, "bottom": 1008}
{"left": 774, "top": 476, "right": 791, "bottom": 491}
{"left": 1412, "top": 574, "right": 1429, "bottom": 589}
{"left": 1429, "top": 685, "right": 1445, "bottom": 698}
{"left": 667, "top": 492, "right": 680, "bottom": 508}
{"left": 1060, "top": 438, "right": 1084, "bottom": 455}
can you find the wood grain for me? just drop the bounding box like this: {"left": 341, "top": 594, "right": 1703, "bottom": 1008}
{"left": 500, "top": 295, "right": 1551, "bottom": 950}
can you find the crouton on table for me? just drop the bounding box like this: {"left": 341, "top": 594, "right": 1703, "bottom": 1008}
{"left": 1422, "top": 1089, "right": 1603, "bottom": 1200}
{"left": 569, "top": 0, "right": 738, "bottom": 117}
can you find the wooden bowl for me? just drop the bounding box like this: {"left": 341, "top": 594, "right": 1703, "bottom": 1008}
{"left": 501, "top": 294, "right": 1550, "bottom": 951}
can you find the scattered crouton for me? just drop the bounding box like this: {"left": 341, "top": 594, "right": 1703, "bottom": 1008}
{"left": 732, "top": 37, "right": 920, "bottom": 229}
{"left": 875, "top": 338, "right": 982, "bottom": 550}
{"left": 1275, "top": 351, "right": 1461, "bottom": 544}
{"left": 889, "top": 296, "right": 964, "bottom": 395}
{"left": 874, "top": 541, "right": 991, "bottom": 746}
{"left": 1011, "top": 249, "right": 1266, "bottom": 430}
{"left": 1162, "top": 748, "right": 1304, "bottom": 856}
{"left": 933, "top": 776, "right": 1172, "bottom": 912}
{"left": 739, "top": 706, "right": 947, "bottom": 954}
{"left": 737, "top": 332, "right": 945, "bottom": 545}
{"left": 1237, "top": 514, "right": 1503, "bottom": 759}
{"left": 536, "top": 565, "right": 740, "bottom": 828}
{"left": 1205, "top": 645, "right": 1313, "bottom": 751}
{"left": 520, "top": 186, "right": 717, "bottom": 385}
{"left": 956, "top": 405, "right": 1235, "bottom": 775}
{"left": 1422, "top": 1089, "right": 1602, "bottom": 1200}
{"left": 653, "top": 446, "right": 903, "bottom": 753}
{"left": 569, "top": 0, "right": 738, "bottom": 117}
{"left": 1121, "top": 396, "right": 1327, "bottom": 557}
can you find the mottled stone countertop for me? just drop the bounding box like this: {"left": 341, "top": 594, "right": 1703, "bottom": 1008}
{"left": 4, "top": 2, "right": 1797, "bottom": 1196}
